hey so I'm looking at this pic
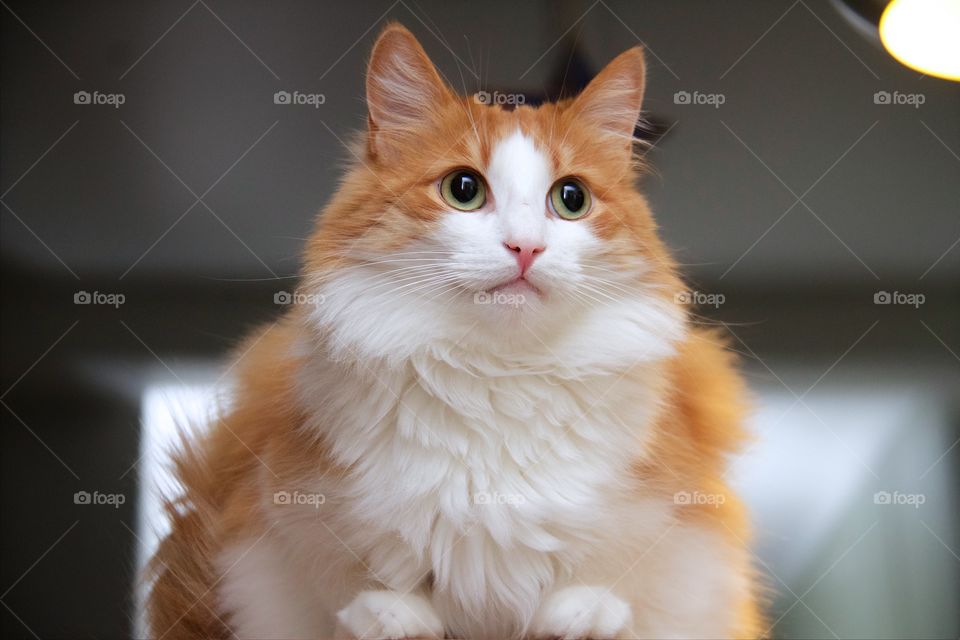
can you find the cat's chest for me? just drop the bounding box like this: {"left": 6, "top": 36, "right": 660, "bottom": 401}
{"left": 347, "top": 363, "right": 653, "bottom": 553}
{"left": 299, "top": 355, "right": 663, "bottom": 630}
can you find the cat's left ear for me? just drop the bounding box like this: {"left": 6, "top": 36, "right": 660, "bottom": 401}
{"left": 568, "top": 46, "right": 646, "bottom": 156}
{"left": 365, "top": 24, "right": 453, "bottom": 161}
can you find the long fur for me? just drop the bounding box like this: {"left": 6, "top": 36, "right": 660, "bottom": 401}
{"left": 146, "top": 23, "right": 764, "bottom": 640}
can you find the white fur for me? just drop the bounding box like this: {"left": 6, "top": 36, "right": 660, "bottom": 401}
{"left": 337, "top": 590, "right": 444, "bottom": 639}
{"left": 531, "top": 586, "right": 632, "bottom": 639}
{"left": 486, "top": 129, "right": 554, "bottom": 248}
{"left": 215, "top": 131, "right": 747, "bottom": 638}
{"left": 217, "top": 535, "right": 330, "bottom": 639}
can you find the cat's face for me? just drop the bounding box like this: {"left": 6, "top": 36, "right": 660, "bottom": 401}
{"left": 303, "top": 24, "right": 684, "bottom": 365}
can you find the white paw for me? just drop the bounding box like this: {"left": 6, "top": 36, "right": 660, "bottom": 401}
{"left": 336, "top": 590, "right": 444, "bottom": 639}
{"left": 531, "top": 585, "right": 632, "bottom": 639}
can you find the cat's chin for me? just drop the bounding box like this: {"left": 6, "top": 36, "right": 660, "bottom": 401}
{"left": 489, "top": 277, "right": 542, "bottom": 298}
{"left": 470, "top": 278, "right": 547, "bottom": 315}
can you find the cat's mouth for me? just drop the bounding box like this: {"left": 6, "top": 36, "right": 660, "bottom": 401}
{"left": 489, "top": 276, "right": 542, "bottom": 298}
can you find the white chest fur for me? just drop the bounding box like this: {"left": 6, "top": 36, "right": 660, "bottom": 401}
{"left": 293, "top": 341, "right": 668, "bottom": 635}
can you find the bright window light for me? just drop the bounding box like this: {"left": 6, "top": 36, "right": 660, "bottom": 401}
{"left": 134, "top": 379, "right": 226, "bottom": 638}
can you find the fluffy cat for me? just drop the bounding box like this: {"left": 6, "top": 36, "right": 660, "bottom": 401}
{"left": 146, "top": 23, "right": 763, "bottom": 640}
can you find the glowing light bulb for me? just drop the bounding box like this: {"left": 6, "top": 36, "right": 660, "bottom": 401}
{"left": 879, "top": 0, "right": 960, "bottom": 81}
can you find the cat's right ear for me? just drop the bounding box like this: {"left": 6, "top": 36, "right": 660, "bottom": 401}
{"left": 365, "top": 24, "right": 452, "bottom": 161}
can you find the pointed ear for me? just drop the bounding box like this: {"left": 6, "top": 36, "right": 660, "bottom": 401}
{"left": 366, "top": 24, "right": 453, "bottom": 160}
{"left": 569, "top": 46, "right": 646, "bottom": 155}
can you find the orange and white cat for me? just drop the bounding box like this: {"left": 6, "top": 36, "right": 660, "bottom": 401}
{"left": 146, "top": 23, "right": 763, "bottom": 640}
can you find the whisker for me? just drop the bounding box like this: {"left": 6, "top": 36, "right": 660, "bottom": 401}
{"left": 202, "top": 274, "right": 301, "bottom": 282}
{"left": 576, "top": 281, "right": 621, "bottom": 306}
{"left": 341, "top": 266, "right": 457, "bottom": 296}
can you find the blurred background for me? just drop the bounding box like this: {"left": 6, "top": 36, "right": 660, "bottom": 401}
{"left": 2, "top": 1, "right": 958, "bottom": 638}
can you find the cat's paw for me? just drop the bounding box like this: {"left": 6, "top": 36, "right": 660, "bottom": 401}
{"left": 531, "top": 585, "right": 632, "bottom": 639}
{"left": 336, "top": 590, "right": 444, "bottom": 639}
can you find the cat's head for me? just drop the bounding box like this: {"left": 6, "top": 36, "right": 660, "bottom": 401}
{"left": 302, "top": 24, "right": 685, "bottom": 369}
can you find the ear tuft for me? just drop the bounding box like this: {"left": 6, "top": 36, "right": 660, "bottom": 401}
{"left": 569, "top": 46, "right": 646, "bottom": 149}
{"left": 366, "top": 24, "right": 451, "bottom": 159}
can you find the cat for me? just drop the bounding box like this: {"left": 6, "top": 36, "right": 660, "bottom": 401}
{"left": 146, "top": 23, "right": 763, "bottom": 640}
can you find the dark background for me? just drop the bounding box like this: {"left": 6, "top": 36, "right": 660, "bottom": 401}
{"left": 2, "top": 1, "right": 958, "bottom": 638}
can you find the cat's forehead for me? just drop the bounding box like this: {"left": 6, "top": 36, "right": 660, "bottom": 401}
{"left": 485, "top": 129, "right": 553, "bottom": 203}
{"left": 441, "top": 101, "right": 609, "bottom": 191}
{"left": 463, "top": 104, "right": 560, "bottom": 167}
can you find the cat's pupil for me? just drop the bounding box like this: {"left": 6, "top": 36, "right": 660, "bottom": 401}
{"left": 560, "top": 182, "right": 585, "bottom": 212}
{"left": 450, "top": 173, "right": 478, "bottom": 203}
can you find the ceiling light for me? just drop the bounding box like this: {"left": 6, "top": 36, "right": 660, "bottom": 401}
{"left": 880, "top": 0, "right": 960, "bottom": 80}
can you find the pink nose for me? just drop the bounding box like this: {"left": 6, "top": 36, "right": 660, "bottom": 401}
{"left": 504, "top": 241, "right": 545, "bottom": 275}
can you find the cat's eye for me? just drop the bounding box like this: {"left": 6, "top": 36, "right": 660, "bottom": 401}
{"left": 549, "top": 178, "right": 592, "bottom": 220}
{"left": 440, "top": 170, "right": 486, "bottom": 211}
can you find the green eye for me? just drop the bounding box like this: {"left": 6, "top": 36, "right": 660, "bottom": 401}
{"left": 440, "top": 170, "right": 486, "bottom": 211}
{"left": 550, "top": 178, "right": 591, "bottom": 220}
